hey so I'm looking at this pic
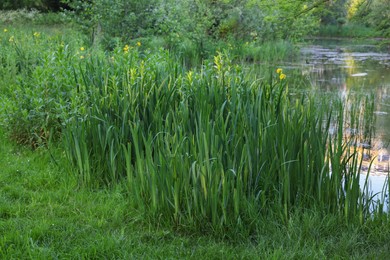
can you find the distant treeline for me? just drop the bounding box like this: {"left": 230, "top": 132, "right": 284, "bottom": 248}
{"left": 1, "top": 0, "right": 388, "bottom": 38}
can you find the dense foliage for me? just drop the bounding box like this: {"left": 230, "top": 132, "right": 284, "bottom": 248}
{"left": 60, "top": 0, "right": 322, "bottom": 50}
{"left": 349, "top": 0, "right": 390, "bottom": 37}
{"left": 1, "top": 0, "right": 388, "bottom": 45}
{"left": 316, "top": 0, "right": 389, "bottom": 38}
{"left": 0, "top": 0, "right": 66, "bottom": 11}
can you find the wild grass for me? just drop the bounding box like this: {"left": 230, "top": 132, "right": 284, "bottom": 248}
{"left": 239, "top": 40, "right": 297, "bottom": 63}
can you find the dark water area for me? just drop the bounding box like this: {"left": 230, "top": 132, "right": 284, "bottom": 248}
{"left": 296, "top": 39, "right": 390, "bottom": 209}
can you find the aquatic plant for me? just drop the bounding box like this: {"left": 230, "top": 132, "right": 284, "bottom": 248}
{"left": 62, "top": 49, "right": 378, "bottom": 234}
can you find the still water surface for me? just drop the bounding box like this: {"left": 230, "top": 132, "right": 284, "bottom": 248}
{"left": 296, "top": 39, "right": 390, "bottom": 210}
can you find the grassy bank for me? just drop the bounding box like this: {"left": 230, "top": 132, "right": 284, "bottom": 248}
{"left": 316, "top": 24, "right": 380, "bottom": 39}
{"left": 1, "top": 17, "right": 390, "bottom": 258}
{"left": 1, "top": 129, "right": 390, "bottom": 258}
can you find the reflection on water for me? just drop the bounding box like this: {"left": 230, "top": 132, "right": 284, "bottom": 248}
{"left": 299, "top": 39, "right": 390, "bottom": 209}
{"left": 299, "top": 40, "right": 390, "bottom": 167}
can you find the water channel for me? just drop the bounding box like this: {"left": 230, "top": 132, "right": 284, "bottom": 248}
{"left": 295, "top": 39, "right": 390, "bottom": 211}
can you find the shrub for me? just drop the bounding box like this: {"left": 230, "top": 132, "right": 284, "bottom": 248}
{"left": 0, "top": 26, "right": 84, "bottom": 147}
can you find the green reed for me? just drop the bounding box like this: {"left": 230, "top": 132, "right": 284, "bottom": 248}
{"left": 60, "top": 48, "right": 381, "bottom": 234}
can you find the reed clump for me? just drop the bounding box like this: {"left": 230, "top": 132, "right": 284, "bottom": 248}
{"left": 61, "top": 48, "right": 378, "bottom": 235}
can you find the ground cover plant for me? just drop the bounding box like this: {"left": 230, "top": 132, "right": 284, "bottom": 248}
{"left": 1, "top": 11, "right": 390, "bottom": 258}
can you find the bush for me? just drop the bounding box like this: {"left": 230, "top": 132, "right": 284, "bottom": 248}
{"left": 0, "top": 25, "right": 84, "bottom": 147}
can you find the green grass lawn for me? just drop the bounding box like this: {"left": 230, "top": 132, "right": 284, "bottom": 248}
{"left": 0, "top": 129, "right": 256, "bottom": 259}
{"left": 1, "top": 129, "right": 390, "bottom": 259}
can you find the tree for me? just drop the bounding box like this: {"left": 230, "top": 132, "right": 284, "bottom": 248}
{"left": 317, "top": 0, "right": 348, "bottom": 25}
{"left": 62, "top": 0, "right": 159, "bottom": 46}
{"left": 348, "top": 0, "right": 390, "bottom": 36}
{"left": 365, "top": 0, "right": 390, "bottom": 36}
{"left": 61, "top": 0, "right": 328, "bottom": 48}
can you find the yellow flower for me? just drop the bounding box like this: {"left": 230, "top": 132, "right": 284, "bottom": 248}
{"left": 33, "top": 32, "right": 40, "bottom": 37}
{"left": 9, "top": 36, "right": 14, "bottom": 42}
{"left": 279, "top": 73, "right": 286, "bottom": 80}
{"left": 80, "top": 55, "right": 85, "bottom": 59}
{"left": 123, "top": 44, "right": 129, "bottom": 53}
{"left": 136, "top": 41, "right": 141, "bottom": 47}
{"left": 80, "top": 47, "right": 85, "bottom": 51}
{"left": 3, "top": 29, "right": 8, "bottom": 33}
{"left": 276, "top": 68, "right": 283, "bottom": 74}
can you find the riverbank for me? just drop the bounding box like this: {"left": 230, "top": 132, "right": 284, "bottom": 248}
{"left": 316, "top": 24, "right": 381, "bottom": 39}
{"left": 305, "top": 35, "right": 390, "bottom": 43}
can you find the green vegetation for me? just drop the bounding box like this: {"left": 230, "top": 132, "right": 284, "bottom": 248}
{"left": 61, "top": 0, "right": 321, "bottom": 44}
{"left": 348, "top": 0, "right": 390, "bottom": 37}
{"left": 0, "top": 0, "right": 66, "bottom": 11}
{"left": 317, "top": 24, "right": 379, "bottom": 38}
{"left": 317, "top": 0, "right": 390, "bottom": 38}
{"left": 0, "top": 3, "right": 390, "bottom": 258}
{"left": 1, "top": 129, "right": 390, "bottom": 258}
